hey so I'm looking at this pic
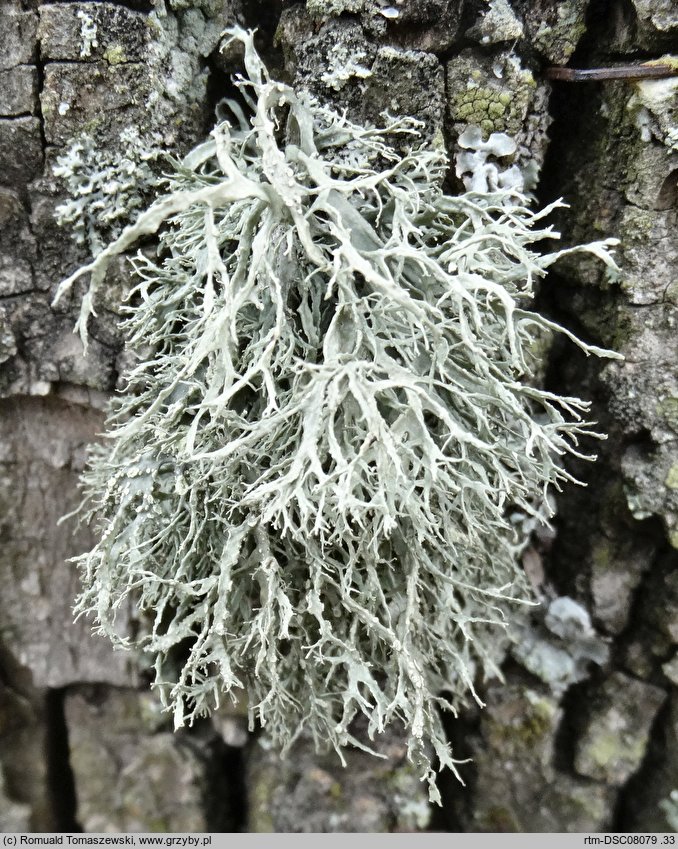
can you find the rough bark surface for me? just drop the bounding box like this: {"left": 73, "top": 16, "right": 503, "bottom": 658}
{"left": 0, "top": 0, "right": 676, "bottom": 833}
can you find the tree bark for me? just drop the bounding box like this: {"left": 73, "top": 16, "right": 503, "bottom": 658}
{"left": 0, "top": 0, "right": 676, "bottom": 833}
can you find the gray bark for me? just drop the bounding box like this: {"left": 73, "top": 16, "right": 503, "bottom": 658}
{"left": 0, "top": 0, "right": 676, "bottom": 833}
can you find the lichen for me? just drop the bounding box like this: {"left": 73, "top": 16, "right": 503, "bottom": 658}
{"left": 53, "top": 127, "right": 165, "bottom": 256}
{"left": 484, "top": 687, "right": 558, "bottom": 750}
{"left": 512, "top": 597, "right": 609, "bottom": 693}
{"left": 455, "top": 125, "right": 524, "bottom": 193}
{"left": 55, "top": 28, "right": 620, "bottom": 801}
{"left": 449, "top": 64, "right": 535, "bottom": 139}
{"left": 77, "top": 9, "right": 99, "bottom": 59}
{"left": 628, "top": 59, "right": 678, "bottom": 148}
{"left": 104, "top": 45, "right": 127, "bottom": 66}
{"left": 514, "top": 0, "right": 589, "bottom": 65}
{"left": 0, "top": 308, "right": 17, "bottom": 364}
{"left": 660, "top": 790, "right": 678, "bottom": 832}
{"left": 320, "top": 42, "right": 373, "bottom": 91}
{"left": 466, "top": 0, "right": 524, "bottom": 45}
{"left": 665, "top": 464, "right": 678, "bottom": 490}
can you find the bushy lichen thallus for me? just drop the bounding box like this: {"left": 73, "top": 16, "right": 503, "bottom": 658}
{"left": 53, "top": 28, "right": 622, "bottom": 800}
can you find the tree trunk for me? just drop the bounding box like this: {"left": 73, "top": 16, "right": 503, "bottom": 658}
{"left": 0, "top": 0, "right": 676, "bottom": 833}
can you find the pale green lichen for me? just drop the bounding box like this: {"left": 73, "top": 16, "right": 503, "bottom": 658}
{"left": 77, "top": 8, "right": 99, "bottom": 58}
{"left": 466, "top": 0, "right": 524, "bottom": 45}
{"left": 55, "top": 28, "right": 620, "bottom": 800}
{"left": 320, "top": 41, "right": 373, "bottom": 91}
{"left": 629, "top": 62, "right": 678, "bottom": 147}
{"left": 512, "top": 597, "right": 609, "bottom": 693}
{"left": 54, "top": 127, "right": 164, "bottom": 256}
{"left": 523, "top": 0, "right": 588, "bottom": 65}
{"left": 665, "top": 464, "right": 678, "bottom": 490}
{"left": 661, "top": 790, "right": 678, "bottom": 832}
{"left": 104, "top": 44, "right": 127, "bottom": 66}
{"left": 450, "top": 73, "right": 535, "bottom": 138}
{"left": 455, "top": 125, "right": 524, "bottom": 193}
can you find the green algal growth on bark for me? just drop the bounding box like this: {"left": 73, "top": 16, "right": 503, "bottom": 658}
{"left": 54, "top": 29, "right": 620, "bottom": 800}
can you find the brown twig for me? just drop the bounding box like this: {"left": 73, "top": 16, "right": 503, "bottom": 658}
{"left": 546, "top": 64, "right": 677, "bottom": 82}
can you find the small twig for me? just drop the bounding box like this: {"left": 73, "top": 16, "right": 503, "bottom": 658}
{"left": 546, "top": 64, "right": 677, "bottom": 82}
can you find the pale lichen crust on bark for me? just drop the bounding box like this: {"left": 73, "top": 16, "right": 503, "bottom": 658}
{"left": 54, "top": 27, "right": 621, "bottom": 800}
